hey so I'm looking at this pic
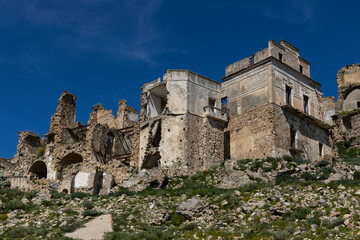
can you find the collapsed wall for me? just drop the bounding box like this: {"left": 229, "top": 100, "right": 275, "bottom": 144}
{"left": 5, "top": 91, "right": 139, "bottom": 193}
{"left": 138, "top": 70, "right": 227, "bottom": 176}
{"left": 333, "top": 64, "right": 360, "bottom": 148}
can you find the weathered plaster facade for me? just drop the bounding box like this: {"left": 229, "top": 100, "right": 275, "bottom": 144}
{"left": 138, "top": 70, "right": 227, "bottom": 175}
{"left": 222, "top": 40, "right": 331, "bottom": 162}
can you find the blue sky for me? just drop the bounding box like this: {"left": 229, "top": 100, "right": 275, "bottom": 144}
{"left": 0, "top": 0, "right": 359, "bottom": 158}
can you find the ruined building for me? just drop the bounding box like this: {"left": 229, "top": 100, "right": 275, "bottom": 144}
{"left": 1, "top": 39, "right": 359, "bottom": 193}
{"left": 5, "top": 92, "right": 139, "bottom": 193}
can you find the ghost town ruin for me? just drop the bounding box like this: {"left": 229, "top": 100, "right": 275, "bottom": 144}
{"left": 1, "top": 39, "right": 360, "bottom": 194}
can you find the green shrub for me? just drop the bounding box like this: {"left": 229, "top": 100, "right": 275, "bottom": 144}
{"left": 0, "top": 214, "right": 8, "bottom": 221}
{"left": 41, "top": 200, "right": 54, "bottom": 207}
{"left": 50, "top": 190, "right": 66, "bottom": 199}
{"left": 354, "top": 171, "right": 360, "bottom": 180}
{"left": 82, "top": 209, "right": 102, "bottom": 218}
{"left": 275, "top": 230, "right": 290, "bottom": 240}
{"left": 5, "top": 199, "right": 25, "bottom": 210}
{"left": 110, "top": 187, "right": 136, "bottom": 197}
{"left": 315, "top": 160, "right": 330, "bottom": 168}
{"left": 71, "top": 192, "right": 88, "bottom": 199}
{"left": 37, "top": 147, "right": 45, "bottom": 158}
{"left": 275, "top": 174, "right": 299, "bottom": 185}
{"left": 250, "top": 160, "right": 263, "bottom": 172}
{"left": 183, "top": 222, "right": 197, "bottom": 230}
{"left": 82, "top": 200, "right": 95, "bottom": 209}
{"left": 317, "top": 166, "right": 335, "bottom": 180}
{"left": 0, "top": 188, "right": 23, "bottom": 200}
{"left": 169, "top": 212, "right": 185, "bottom": 226}
{"left": 301, "top": 172, "right": 317, "bottom": 181}
{"left": 283, "top": 207, "right": 310, "bottom": 220}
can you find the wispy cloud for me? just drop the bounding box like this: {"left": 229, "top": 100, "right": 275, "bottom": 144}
{"left": 0, "top": 0, "right": 165, "bottom": 66}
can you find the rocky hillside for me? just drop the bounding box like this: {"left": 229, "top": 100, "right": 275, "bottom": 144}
{"left": 1, "top": 140, "right": 360, "bottom": 239}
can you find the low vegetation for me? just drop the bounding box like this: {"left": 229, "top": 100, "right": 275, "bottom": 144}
{"left": 1, "top": 153, "right": 360, "bottom": 239}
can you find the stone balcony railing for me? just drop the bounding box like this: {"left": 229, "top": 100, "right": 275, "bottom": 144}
{"left": 203, "top": 106, "right": 228, "bottom": 122}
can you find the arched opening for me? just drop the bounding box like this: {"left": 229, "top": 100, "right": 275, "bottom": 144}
{"left": 343, "top": 87, "right": 360, "bottom": 112}
{"left": 62, "top": 189, "right": 68, "bottom": 193}
{"left": 28, "top": 161, "right": 47, "bottom": 179}
{"left": 60, "top": 152, "right": 83, "bottom": 167}
{"left": 58, "top": 153, "right": 83, "bottom": 180}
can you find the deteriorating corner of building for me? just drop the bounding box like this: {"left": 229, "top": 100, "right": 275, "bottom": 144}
{"left": 1, "top": 39, "right": 359, "bottom": 193}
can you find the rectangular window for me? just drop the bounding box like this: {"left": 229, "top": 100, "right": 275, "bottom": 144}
{"left": 357, "top": 101, "right": 360, "bottom": 108}
{"left": 221, "top": 97, "right": 228, "bottom": 110}
{"left": 209, "top": 98, "right": 216, "bottom": 113}
{"left": 279, "top": 53, "right": 283, "bottom": 61}
{"left": 290, "top": 128, "right": 296, "bottom": 148}
{"left": 250, "top": 56, "right": 254, "bottom": 65}
{"left": 299, "top": 65, "right": 303, "bottom": 73}
{"left": 286, "top": 86, "right": 292, "bottom": 106}
{"left": 303, "top": 95, "right": 309, "bottom": 114}
{"left": 319, "top": 142, "right": 323, "bottom": 157}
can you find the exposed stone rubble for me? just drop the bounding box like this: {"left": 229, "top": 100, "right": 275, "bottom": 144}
{"left": 2, "top": 91, "right": 139, "bottom": 194}
{"left": 2, "top": 159, "right": 360, "bottom": 239}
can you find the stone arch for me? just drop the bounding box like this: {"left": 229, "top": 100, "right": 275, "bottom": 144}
{"left": 343, "top": 86, "right": 360, "bottom": 112}
{"left": 58, "top": 152, "right": 83, "bottom": 180}
{"left": 28, "top": 161, "right": 47, "bottom": 179}
{"left": 60, "top": 152, "right": 83, "bottom": 167}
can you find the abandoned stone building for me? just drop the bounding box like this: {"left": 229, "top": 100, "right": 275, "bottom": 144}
{"left": 4, "top": 91, "right": 139, "bottom": 193}
{"left": 222, "top": 40, "right": 332, "bottom": 161}
{"left": 1, "top": 39, "right": 359, "bottom": 193}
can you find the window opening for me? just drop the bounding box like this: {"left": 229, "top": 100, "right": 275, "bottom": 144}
{"left": 357, "top": 101, "right": 360, "bottom": 108}
{"left": 290, "top": 127, "right": 296, "bottom": 148}
{"left": 221, "top": 97, "right": 228, "bottom": 111}
{"left": 286, "top": 86, "right": 292, "bottom": 106}
{"left": 209, "top": 98, "right": 216, "bottom": 113}
{"left": 319, "top": 142, "right": 323, "bottom": 157}
{"left": 299, "top": 65, "right": 303, "bottom": 73}
{"left": 303, "top": 95, "right": 309, "bottom": 114}
{"left": 279, "top": 53, "right": 283, "bottom": 61}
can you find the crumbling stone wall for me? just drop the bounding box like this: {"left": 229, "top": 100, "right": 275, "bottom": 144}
{"left": 6, "top": 91, "right": 139, "bottom": 194}
{"left": 226, "top": 104, "right": 277, "bottom": 160}
{"left": 226, "top": 103, "right": 331, "bottom": 162}
{"left": 321, "top": 97, "right": 335, "bottom": 125}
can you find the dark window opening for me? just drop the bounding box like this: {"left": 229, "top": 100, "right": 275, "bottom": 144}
{"left": 152, "top": 121, "right": 161, "bottom": 147}
{"left": 290, "top": 128, "right": 296, "bottom": 148}
{"left": 357, "top": 101, "right": 360, "bottom": 108}
{"left": 105, "top": 132, "right": 114, "bottom": 156}
{"left": 299, "top": 65, "right": 303, "bottom": 73}
{"left": 224, "top": 131, "right": 230, "bottom": 160}
{"left": 319, "top": 142, "right": 323, "bottom": 157}
{"left": 286, "top": 86, "right": 292, "bottom": 106}
{"left": 93, "top": 171, "right": 104, "bottom": 195}
{"left": 279, "top": 53, "right": 283, "bottom": 61}
{"left": 250, "top": 56, "right": 254, "bottom": 65}
{"left": 303, "top": 95, "right": 309, "bottom": 114}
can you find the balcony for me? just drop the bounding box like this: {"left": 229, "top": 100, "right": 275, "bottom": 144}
{"left": 203, "top": 106, "right": 228, "bottom": 122}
